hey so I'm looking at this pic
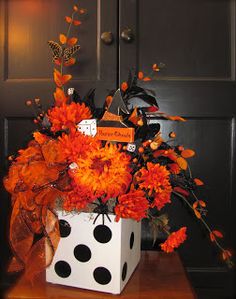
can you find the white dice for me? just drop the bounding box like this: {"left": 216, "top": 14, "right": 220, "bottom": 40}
{"left": 46, "top": 212, "right": 141, "bottom": 294}
{"left": 77, "top": 119, "right": 97, "bottom": 137}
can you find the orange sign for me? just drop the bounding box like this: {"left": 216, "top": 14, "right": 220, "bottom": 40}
{"left": 97, "top": 127, "right": 134, "bottom": 143}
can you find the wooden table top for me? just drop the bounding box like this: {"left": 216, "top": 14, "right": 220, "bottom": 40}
{"left": 6, "top": 251, "right": 196, "bottom": 299}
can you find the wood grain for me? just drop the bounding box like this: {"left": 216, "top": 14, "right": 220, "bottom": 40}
{"left": 6, "top": 251, "right": 196, "bottom": 299}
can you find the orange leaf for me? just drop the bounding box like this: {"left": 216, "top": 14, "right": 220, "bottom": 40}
{"left": 59, "top": 34, "right": 67, "bottom": 44}
{"left": 54, "top": 69, "right": 72, "bottom": 87}
{"left": 193, "top": 201, "right": 198, "bottom": 209}
{"left": 152, "top": 63, "right": 160, "bottom": 72}
{"left": 121, "top": 81, "right": 128, "bottom": 92}
{"left": 73, "top": 20, "right": 82, "bottom": 26}
{"left": 181, "top": 149, "right": 195, "bottom": 158}
{"left": 54, "top": 58, "right": 62, "bottom": 66}
{"left": 210, "top": 232, "right": 216, "bottom": 242}
{"left": 105, "top": 95, "right": 113, "bottom": 108}
{"left": 53, "top": 87, "right": 69, "bottom": 106}
{"left": 143, "top": 77, "right": 151, "bottom": 81}
{"left": 194, "top": 178, "right": 204, "bottom": 186}
{"left": 128, "top": 107, "right": 140, "bottom": 125}
{"left": 222, "top": 250, "right": 232, "bottom": 260}
{"left": 73, "top": 5, "right": 79, "bottom": 12}
{"left": 79, "top": 8, "right": 87, "bottom": 15}
{"left": 212, "top": 230, "right": 223, "bottom": 238}
{"left": 198, "top": 200, "right": 206, "bottom": 207}
{"left": 64, "top": 57, "right": 76, "bottom": 67}
{"left": 138, "top": 71, "right": 144, "bottom": 80}
{"left": 167, "top": 115, "right": 186, "bottom": 122}
{"left": 194, "top": 209, "right": 201, "bottom": 219}
{"left": 176, "top": 156, "right": 188, "bottom": 170}
{"left": 67, "top": 37, "right": 78, "bottom": 46}
{"left": 65, "top": 16, "right": 72, "bottom": 23}
{"left": 173, "top": 186, "right": 189, "bottom": 197}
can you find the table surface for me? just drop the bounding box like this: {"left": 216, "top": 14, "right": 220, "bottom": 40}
{"left": 6, "top": 251, "right": 196, "bottom": 299}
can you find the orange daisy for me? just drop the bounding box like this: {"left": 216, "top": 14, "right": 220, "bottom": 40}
{"left": 70, "top": 143, "right": 132, "bottom": 202}
{"left": 136, "top": 162, "right": 172, "bottom": 210}
{"left": 160, "top": 227, "right": 187, "bottom": 253}
{"left": 47, "top": 102, "right": 92, "bottom": 133}
{"left": 59, "top": 131, "right": 101, "bottom": 163}
{"left": 115, "top": 189, "right": 149, "bottom": 222}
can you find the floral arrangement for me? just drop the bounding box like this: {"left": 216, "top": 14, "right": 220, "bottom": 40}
{"left": 4, "top": 2, "right": 233, "bottom": 281}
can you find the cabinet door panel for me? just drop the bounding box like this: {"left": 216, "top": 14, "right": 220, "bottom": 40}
{"left": 120, "top": 0, "right": 236, "bottom": 296}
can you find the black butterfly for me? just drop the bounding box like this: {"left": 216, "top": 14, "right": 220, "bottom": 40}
{"left": 48, "top": 40, "right": 80, "bottom": 63}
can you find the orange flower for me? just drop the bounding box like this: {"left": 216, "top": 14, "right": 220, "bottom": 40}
{"left": 63, "top": 185, "right": 94, "bottom": 211}
{"left": 160, "top": 227, "right": 187, "bottom": 253}
{"left": 59, "top": 131, "right": 101, "bottom": 163}
{"left": 48, "top": 102, "right": 92, "bottom": 133}
{"left": 115, "top": 190, "right": 149, "bottom": 222}
{"left": 33, "top": 132, "right": 49, "bottom": 145}
{"left": 136, "top": 162, "right": 172, "bottom": 210}
{"left": 70, "top": 143, "right": 132, "bottom": 201}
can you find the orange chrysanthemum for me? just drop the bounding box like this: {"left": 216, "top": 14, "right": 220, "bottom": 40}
{"left": 70, "top": 143, "right": 132, "bottom": 201}
{"left": 63, "top": 184, "right": 94, "bottom": 211}
{"left": 136, "top": 162, "right": 172, "bottom": 210}
{"left": 59, "top": 131, "right": 101, "bottom": 163}
{"left": 160, "top": 227, "right": 187, "bottom": 253}
{"left": 115, "top": 190, "right": 149, "bottom": 222}
{"left": 47, "top": 102, "right": 92, "bottom": 133}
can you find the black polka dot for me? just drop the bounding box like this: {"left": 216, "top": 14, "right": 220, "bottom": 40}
{"left": 93, "top": 225, "right": 112, "bottom": 243}
{"left": 122, "top": 262, "right": 127, "bottom": 281}
{"left": 130, "top": 232, "right": 134, "bottom": 249}
{"left": 74, "top": 244, "right": 91, "bottom": 262}
{"left": 54, "top": 261, "right": 71, "bottom": 278}
{"left": 93, "top": 267, "right": 112, "bottom": 285}
{"left": 59, "top": 220, "right": 71, "bottom": 238}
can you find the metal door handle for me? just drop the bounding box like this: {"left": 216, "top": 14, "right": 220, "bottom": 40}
{"left": 101, "top": 32, "right": 114, "bottom": 45}
{"left": 121, "top": 28, "right": 134, "bottom": 42}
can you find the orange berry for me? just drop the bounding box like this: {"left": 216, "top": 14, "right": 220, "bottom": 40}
{"left": 169, "top": 131, "right": 176, "bottom": 138}
{"left": 123, "top": 146, "right": 127, "bottom": 150}
{"left": 137, "top": 119, "right": 143, "bottom": 126}
{"left": 133, "top": 158, "right": 138, "bottom": 163}
{"left": 150, "top": 142, "right": 158, "bottom": 150}
{"left": 121, "top": 81, "right": 128, "bottom": 92}
{"left": 138, "top": 147, "right": 144, "bottom": 153}
{"left": 25, "top": 100, "right": 32, "bottom": 106}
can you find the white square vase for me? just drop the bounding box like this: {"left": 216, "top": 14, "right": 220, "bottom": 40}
{"left": 46, "top": 212, "right": 141, "bottom": 294}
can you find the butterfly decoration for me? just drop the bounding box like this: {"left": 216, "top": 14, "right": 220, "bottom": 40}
{"left": 48, "top": 40, "right": 80, "bottom": 64}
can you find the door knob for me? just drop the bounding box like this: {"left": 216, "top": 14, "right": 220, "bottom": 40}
{"left": 121, "top": 28, "right": 134, "bottom": 42}
{"left": 101, "top": 31, "right": 114, "bottom": 45}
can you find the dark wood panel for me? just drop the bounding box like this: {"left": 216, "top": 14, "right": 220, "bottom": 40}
{"left": 0, "top": 0, "right": 118, "bottom": 116}
{"left": 137, "top": 0, "right": 231, "bottom": 79}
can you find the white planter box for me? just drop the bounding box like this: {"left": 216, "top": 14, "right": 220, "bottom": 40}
{"left": 46, "top": 212, "right": 141, "bottom": 294}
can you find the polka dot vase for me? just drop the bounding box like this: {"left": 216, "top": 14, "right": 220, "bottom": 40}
{"left": 46, "top": 212, "right": 141, "bottom": 294}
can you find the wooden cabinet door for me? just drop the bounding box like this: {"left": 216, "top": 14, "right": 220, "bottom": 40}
{"left": 0, "top": 0, "right": 118, "bottom": 286}
{"left": 119, "top": 0, "right": 236, "bottom": 296}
